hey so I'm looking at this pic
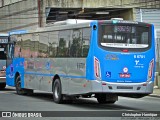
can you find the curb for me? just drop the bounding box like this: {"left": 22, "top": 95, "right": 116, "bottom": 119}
{"left": 149, "top": 94, "right": 160, "bottom": 98}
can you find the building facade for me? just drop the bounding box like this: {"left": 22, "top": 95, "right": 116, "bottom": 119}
{"left": 0, "top": 0, "right": 159, "bottom": 32}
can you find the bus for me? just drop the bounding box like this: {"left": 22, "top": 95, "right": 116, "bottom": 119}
{"left": 0, "top": 33, "right": 9, "bottom": 89}
{"left": 6, "top": 19, "right": 155, "bottom": 104}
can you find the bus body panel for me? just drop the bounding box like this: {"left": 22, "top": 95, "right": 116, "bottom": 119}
{"left": 24, "top": 58, "right": 51, "bottom": 91}
{"left": 11, "top": 57, "right": 89, "bottom": 94}
{"left": 90, "top": 80, "right": 153, "bottom": 93}
{"left": 67, "top": 58, "right": 92, "bottom": 94}
{"left": 6, "top": 58, "right": 25, "bottom": 87}
{"left": 93, "top": 50, "right": 154, "bottom": 83}
{"left": 87, "top": 22, "right": 155, "bottom": 94}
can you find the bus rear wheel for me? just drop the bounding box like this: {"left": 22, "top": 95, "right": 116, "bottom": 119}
{"left": 96, "top": 94, "right": 107, "bottom": 104}
{"left": 53, "top": 79, "right": 63, "bottom": 104}
{"left": 0, "top": 83, "right": 6, "bottom": 89}
{"left": 15, "top": 76, "right": 26, "bottom": 95}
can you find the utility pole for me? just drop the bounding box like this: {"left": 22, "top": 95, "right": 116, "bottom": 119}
{"left": 38, "top": 0, "right": 42, "bottom": 27}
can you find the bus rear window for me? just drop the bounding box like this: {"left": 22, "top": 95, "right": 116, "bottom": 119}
{"left": 100, "top": 25, "right": 150, "bottom": 49}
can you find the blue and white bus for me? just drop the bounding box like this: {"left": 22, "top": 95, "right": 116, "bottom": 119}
{"left": 6, "top": 19, "right": 155, "bottom": 104}
{"left": 0, "top": 33, "right": 9, "bottom": 89}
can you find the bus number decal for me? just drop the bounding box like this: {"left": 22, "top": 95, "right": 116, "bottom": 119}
{"left": 77, "top": 63, "right": 85, "bottom": 70}
{"left": 0, "top": 38, "right": 8, "bottom": 43}
{"left": 134, "top": 55, "right": 145, "bottom": 59}
{"left": 134, "top": 54, "right": 145, "bottom": 68}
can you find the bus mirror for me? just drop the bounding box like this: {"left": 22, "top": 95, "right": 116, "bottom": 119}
{"left": 93, "top": 25, "right": 97, "bottom": 30}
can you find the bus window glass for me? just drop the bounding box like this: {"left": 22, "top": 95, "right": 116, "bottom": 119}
{"left": 39, "top": 32, "right": 49, "bottom": 58}
{"left": 13, "top": 35, "right": 21, "bottom": 58}
{"left": 20, "top": 34, "right": 33, "bottom": 58}
{"left": 48, "top": 31, "right": 59, "bottom": 57}
{"left": 7, "top": 44, "right": 14, "bottom": 59}
{"left": 58, "top": 30, "right": 71, "bottom": 57}
{"left": 100, "top": 25, "right": 150, "bottom": 49}
{"left": 141, "top": 32, "right": 148, "bottom": 44}
{"left": 70, "top": 29, "right": 82, "bottom": 57}
{"left": 82, "top": 28, "right": 91, "bottom": 57}
{"left": 0, "top": 44, "right": 7, "bottom": 59}
{"left": 0, "top": 36, "right": 8, "bottom": 59}
{"left": 32, "top": 33, "right": 39, "bottom": 58}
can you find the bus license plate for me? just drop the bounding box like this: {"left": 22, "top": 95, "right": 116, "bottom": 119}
{"left": 119, "top": 73, "right": 130, "bottom": 78}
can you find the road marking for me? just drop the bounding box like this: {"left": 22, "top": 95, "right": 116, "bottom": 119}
{"left": 0, "top": 91, "right": 15, "bottom": 94}
{"left": 119, "top": 97, "right": 144, "bottom": 102}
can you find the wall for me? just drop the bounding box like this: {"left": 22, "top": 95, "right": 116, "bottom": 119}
{"left": 83, "top": 0, "right": 160, "bottom": 8}
{"left": 135, "top": 8, "right": 160, "bottom": 72}
{"left": 0, "top": 0, "right": 38, "bottom": 32}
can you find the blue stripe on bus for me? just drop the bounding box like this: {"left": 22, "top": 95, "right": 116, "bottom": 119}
{"left": 25, "top": 72, "right": 86, "bottom": 79}
{"left": 60, "top": 75, "right": 86, "bottom": 79}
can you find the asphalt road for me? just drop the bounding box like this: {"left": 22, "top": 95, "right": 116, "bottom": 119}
{"left": 0, "top": 86, "right": 160, "bottom": 120}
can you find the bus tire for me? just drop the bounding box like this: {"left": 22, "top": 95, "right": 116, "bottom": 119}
{"left": 0, "top": 83, "right": 6, "bottom": 89}
{"left": 0, "top": 83, "right": 6, "bottom": 90}
{"left": 106, "top": 94, "right": 118, "bottom": 104}
{"left": 96, "top": 94, "right": 117, "bottom": 104}
{"left": 106, "top": 100, "right": 116, "bottom": 104}
{"left": 96, "top": 94, "right": 107, "bottom": 104}
{"left": 53, "top": 78, "right": 63, "bottom": 104}
{"left": 15, "top": 76, "right": 26, "bottom": 95}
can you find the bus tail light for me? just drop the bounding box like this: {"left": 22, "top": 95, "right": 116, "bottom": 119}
{"left": 148, "top": 59, "right": 154, "bottom": 79}
{"left": 142, "top": 83, "right": 147, "bottom": 86}
{"left": 122, "top": 49, "right": 128, "bottom": 52}
{"left": 94, "top": 57, "right": 101, "bottom": 79}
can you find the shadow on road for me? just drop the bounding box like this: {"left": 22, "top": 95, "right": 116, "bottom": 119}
{"left": 65, "top": 98, "right": 141, "bottom": 111}
{"left": 20, "top": 92, "right": 142, "bottom": 111}
{"left": 0, "top": 87, "right": 15, "bottom": 91}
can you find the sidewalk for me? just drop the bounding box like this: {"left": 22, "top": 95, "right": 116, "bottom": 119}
{"left": 150, "top": 88, "right": 160, "bottom": 97}
{"left": 150, "top": 72, "right": 160, "bottom": 97}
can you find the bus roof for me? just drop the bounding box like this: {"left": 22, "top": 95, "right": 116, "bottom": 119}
{"left": 0, "top": 33, "right": 9, "bottom": 37}
{"left": 9, "top": 30, "right": 28, "bottom": 35}
{"left": 10, "top": 19, "right": 153, "bottom": 35}
{"left": 11, "top": 20, "right": 92, "bottom": 35}
{"left": 47, "top": 19, "right": 93, "bottom": 26}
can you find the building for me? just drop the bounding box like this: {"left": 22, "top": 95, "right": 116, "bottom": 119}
{"left": 0, "top": 0, "right": 159, "bottom": 32}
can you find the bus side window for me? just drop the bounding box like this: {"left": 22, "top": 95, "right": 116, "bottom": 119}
{"left": 70, "top": 29, "right": 82, "bottom": 57}
{"left": 8, "top": 44, "right": 14, "bottom": 59}
{"left": 48, "top": 31, "right": 58, "bottom": 57}
{"left": 12, "top": 35, "right": 22, "bottom": 58}
{"left": 38, "top": 32, "right": 49, "bottom": 58}
{"left": 82, "top": 28, "right": 91, "bottom": 57}
{"left": 58, "top": 30, "right": 71, "bottom": 57}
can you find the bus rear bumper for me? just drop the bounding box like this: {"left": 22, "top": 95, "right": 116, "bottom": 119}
{"left": 91, "top": 80, "right": 154, "bottom": 94}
